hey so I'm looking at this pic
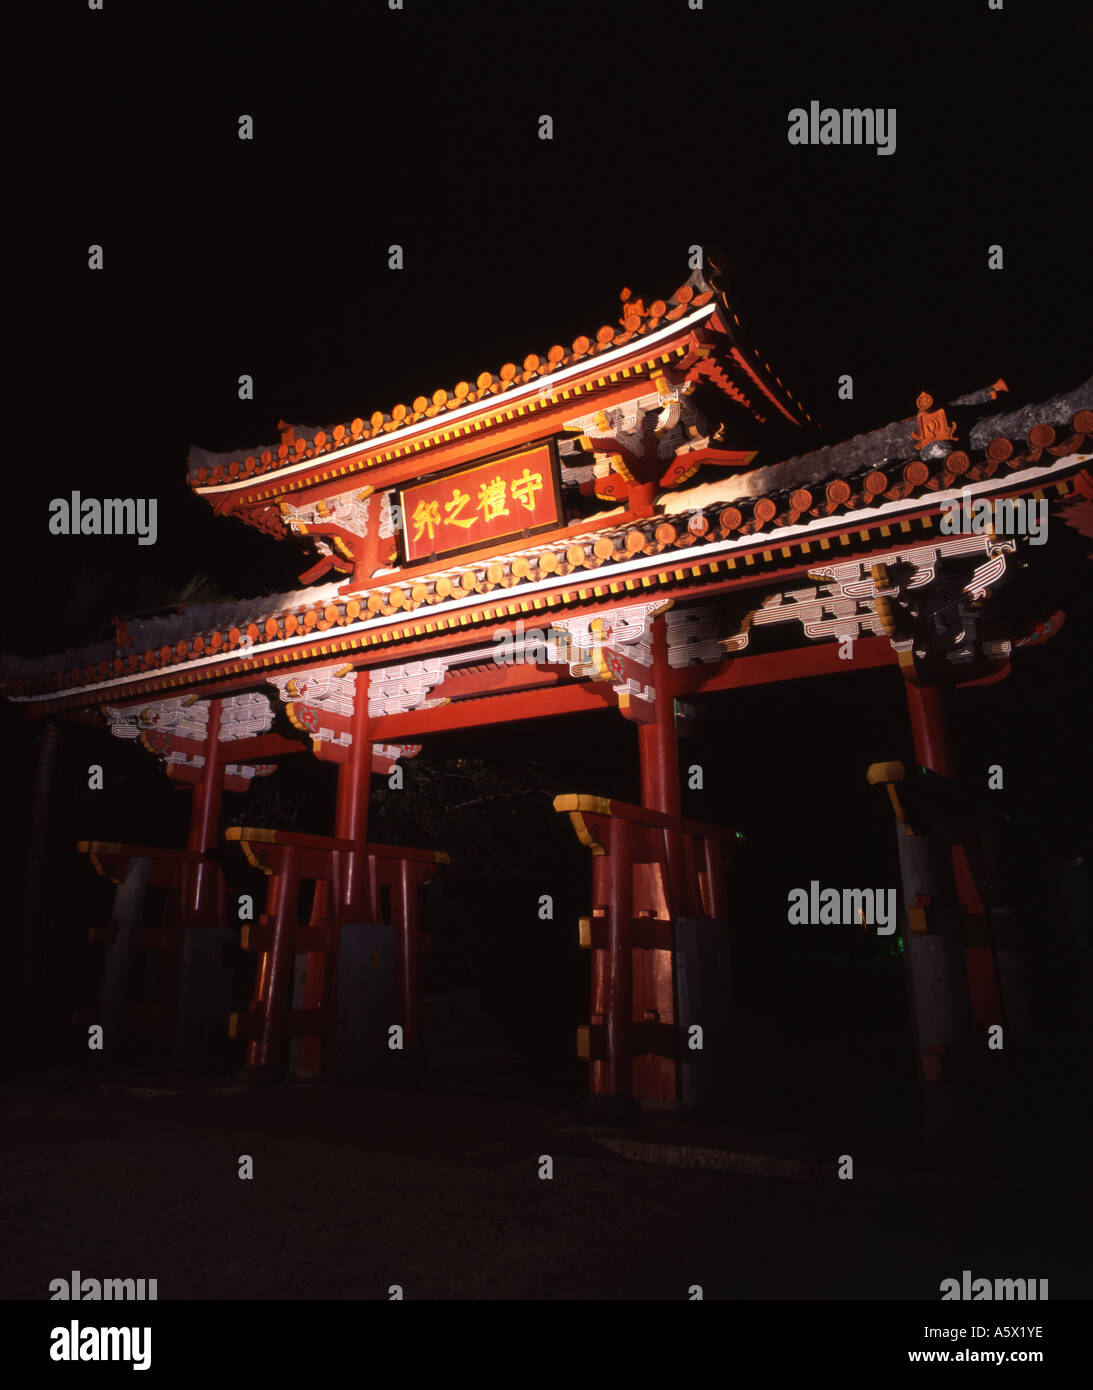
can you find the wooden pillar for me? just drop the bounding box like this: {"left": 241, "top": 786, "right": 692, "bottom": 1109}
{"left": 185, "top": 697, "right": 223, "bottom": 927}
{"left": 602, "top": 814, "right": 634, "bottom": 1100}
{"left": 628, "top": 480, "right": 657, "bottom": 516}
{"left": 18, "top": 717, "right": 60, "bottom": 1000}
{"left": 249, "top": 844, "right": 299, "bottom": 1075}
{"left": 638, "top": 617, "right": 684, "bottom": 912}
{"left": 335, "top": 670, "right": 371, "bottom": 921}
{"left": 905, "top": 681, "right": 953, "bottom": 780}
{"left": 393, "top": 857, "right": 421, "bottom": 1053}
{"left": 352, "top": 498, "right": 384, "bottom": 587}
{"left": 701, "top": 833, "right": 727, "bottom": 921}
{"left": 903, "top": 675, "right": 1002, "bottom": 1033}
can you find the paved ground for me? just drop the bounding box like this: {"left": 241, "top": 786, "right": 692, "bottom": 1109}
{"left": 3, "top": 1066, "right": 1087, "bottom": 1301}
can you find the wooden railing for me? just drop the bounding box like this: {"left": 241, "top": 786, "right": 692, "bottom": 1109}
{"left": 226, "top": 827, "right": 448, "bottom": 1078}
{"left": 554, "top": 796, "right": 739, "bottom": 1106}
{"left": 76, "top": 840, "right": 228, "bottom": 1061}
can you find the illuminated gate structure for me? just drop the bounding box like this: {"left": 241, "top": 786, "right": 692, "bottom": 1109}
{"left": 5, "top": 261, "right": 1091, "bottom": 1114}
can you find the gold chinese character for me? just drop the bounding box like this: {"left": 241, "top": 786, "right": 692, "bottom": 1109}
{"left": 411, "top": 498, "right": 441, "bottom": 543}
{"left": 476, "top": 476, "right": 510, "bottom": 524}
{"left": 511, "top": 467, "right": 544, "bottom": 513}
{"left": 443, "top": 487, "right": 477, "bottom": 529}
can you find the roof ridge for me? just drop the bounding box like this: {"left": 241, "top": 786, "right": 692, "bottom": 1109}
{"left": 188, "top": 270, "right": 720, "bottom": 487}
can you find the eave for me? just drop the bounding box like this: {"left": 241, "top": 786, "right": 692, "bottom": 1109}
{"left": 7, "top": 445, "right": 1089, "bottom": 715}
{"left": 195, "top": 305, "right": 719, "bottom": 507}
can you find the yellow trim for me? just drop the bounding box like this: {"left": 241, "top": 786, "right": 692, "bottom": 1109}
{"left": 77, "top": 839, "right": 123, "bottom": 883}
{"left": 866, "top": 761, "right": 913, "bottom": 836}
{"left": 553, "top": 793, "right": 611, "bottom": 856}
{"left": 239, "top": 841, "right": 275, "bottom": 875}
{"left": 285, "top": 702, "right": 309, "bottom": 733}
{"left": 225, "top": 825, "right": 277, "bottom": 874}
{"left": 866, "top": 761, "right": 906, "bottom": 786}
{"left": 553, "top": 794, "right": 612, "bottom": 816}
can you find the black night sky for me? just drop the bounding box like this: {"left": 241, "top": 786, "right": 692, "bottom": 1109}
{"left": 2, "top": 0, "right": 1091, "bottom": 1325}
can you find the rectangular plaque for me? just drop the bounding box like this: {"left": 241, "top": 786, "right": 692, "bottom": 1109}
{"left": 398, "top": 440, "right": 563, "bottom": 565}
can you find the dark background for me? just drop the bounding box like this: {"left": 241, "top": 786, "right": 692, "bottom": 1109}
{"left": 5, "top": 1, "right": 1091, "bottom": 1106}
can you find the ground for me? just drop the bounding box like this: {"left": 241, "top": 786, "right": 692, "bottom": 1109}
{"left": 3, "top": 1062, "right": 1087, "bottom": 1302}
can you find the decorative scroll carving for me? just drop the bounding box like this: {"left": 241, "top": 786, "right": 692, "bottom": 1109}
{"left": 553, "top": 601, "right": 668, "bottom": 673}
{"left": 553, "top": 601, "right": 670, "bottom": 720}
{"left": 719, "top": 533, "right": 1020, "bottom": 664}
{"left": 106, "top": 692, "right": 278, "bottom": 773}
{"left": 665, "top": 606, "right": 727, "bottom": 667}
{"left": 280, "top": 487, "right": 373, "bottom": 539}
{"left": 105, "top": 696, "right": 209, "bottom": 742}
{"left": 269, "top": 666, "right": 355, "bottom": 716}
{"left": 378, "top": 490, "right": 402, "bottom": 540}
{"left": 225, "top": 762, "right": 276, "bottom": 781}
{"left": 218, "top": 692, "right": 275, "bottom": 740}
{"left": 368, "top": 658, "right": 450, "bottom": 717}
{"left": 751, "top": 588, "right": 880, "bottom": 643}
{"left": 270, "top": 665, "right": 356, "bottom": 747}
{"left": 562, "top": 381, "right": 712, "bottom": 499}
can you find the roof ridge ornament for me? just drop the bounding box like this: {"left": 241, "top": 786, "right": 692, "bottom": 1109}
{"left": 911, "top": 391, "right": 958, "bottom": 456}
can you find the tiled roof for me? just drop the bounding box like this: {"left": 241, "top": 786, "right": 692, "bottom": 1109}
{"left": 5, "top": 378, "right": 1090, "bottom": 705}
{"left": 185, "top": 267, "right": 811, "bottom": 492}
{"left": 663, "top": 377, "right": 1093, "bottom": 511}
{"left": 0, "top": 583, "right": 343, "bottom": 680}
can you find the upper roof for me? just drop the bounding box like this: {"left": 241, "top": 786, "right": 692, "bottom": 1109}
{"left": 186, "top": 263, "right": 814, "bottom": 497}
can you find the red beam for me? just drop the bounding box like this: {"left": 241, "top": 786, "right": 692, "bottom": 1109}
{"left": 371, "top": 681, "right": 614, "bottom": 739}
{"left": 696, "top": 636, "right": 896, "bottom": 693}
{"left": 436, "top": 663, "right": 568, "bottom": 699}
{"left": 224, "top": 732, "right": 308, "bottom": 760}
{"left": 133, "top": 730, "right": 306, "bottom": 761}
{"left": 370, "top": 639, "right": 899, "bottom": 738}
